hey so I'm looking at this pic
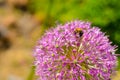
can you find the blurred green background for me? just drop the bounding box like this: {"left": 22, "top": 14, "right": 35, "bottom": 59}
{"left": 0, "top": 0, "right": 120, "bottom": 80}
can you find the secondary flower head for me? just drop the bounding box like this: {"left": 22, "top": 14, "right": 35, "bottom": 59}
{"left": 34, "top": 20, "right": 117, "bottom": 80}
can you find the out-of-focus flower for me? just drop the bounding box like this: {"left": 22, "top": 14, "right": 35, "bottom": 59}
{"left": 34, "top": 20, "right": 117, "bottom": 80}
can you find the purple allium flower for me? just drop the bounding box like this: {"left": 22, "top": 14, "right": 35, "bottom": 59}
{"left": 34, "top": 20, "right": 117, "bottom": 80}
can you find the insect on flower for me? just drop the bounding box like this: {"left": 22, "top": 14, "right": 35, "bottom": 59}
{"left": 74, "top": 27, "right": 84, "bottom": 38}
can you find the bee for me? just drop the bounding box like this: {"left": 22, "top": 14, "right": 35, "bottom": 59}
{"left": 74, "top": 27, "right": 83, "bottom": 38}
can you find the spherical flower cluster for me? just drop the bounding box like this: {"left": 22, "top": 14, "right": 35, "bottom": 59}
{"left": 34, "top": 20, "right": 117, "bottom": 80}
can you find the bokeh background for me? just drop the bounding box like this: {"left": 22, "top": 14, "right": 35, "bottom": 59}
{"left": 0, "top": 0, "right": 120, "bottom": 80}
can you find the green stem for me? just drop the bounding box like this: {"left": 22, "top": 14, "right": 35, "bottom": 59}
{"left": 27, "top": 66, "right": 35, "bottom": 80}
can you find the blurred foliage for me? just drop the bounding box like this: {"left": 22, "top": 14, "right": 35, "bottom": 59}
{"left": 28, "top": 0, "right": 120, "bottom": 53}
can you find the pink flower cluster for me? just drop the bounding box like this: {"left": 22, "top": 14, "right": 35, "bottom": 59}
{"left": 34, "top": 20, "right": 117, "bottom": 80}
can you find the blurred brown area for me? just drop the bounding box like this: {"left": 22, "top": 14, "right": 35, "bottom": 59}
{"left": 0, "top": 0, "right": 42, "bottom": 80}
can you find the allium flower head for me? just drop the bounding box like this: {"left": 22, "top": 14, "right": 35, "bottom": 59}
{"left": 34, "top": 20, "right": 117, "bottom": 80}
